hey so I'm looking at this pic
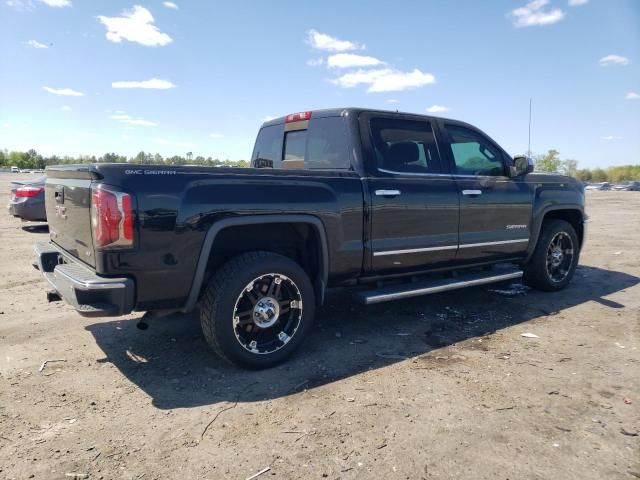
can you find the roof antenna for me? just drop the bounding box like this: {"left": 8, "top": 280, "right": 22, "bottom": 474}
{"left": 527, "top": 98, "right": 532, "bottom": 158}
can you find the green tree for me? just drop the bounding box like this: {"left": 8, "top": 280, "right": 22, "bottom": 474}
{"left": 575, "top": 169, "right": 592, "bottom": 182}
{"left": 560, "top": 159, "right": 578, "bottom": 177}
{"left": 133, "top": 151, "right": 146, "bottom": 164}
{"left": 102, "top": 152, "right": 119, "bottom": 163}
{"left": 534, "top": 149, "right": 562, "bottom": 172}
{"left": 591, "top": 168, "right": 607, "bottom": 182}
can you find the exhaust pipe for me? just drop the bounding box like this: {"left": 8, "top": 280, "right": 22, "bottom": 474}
{"left": 46, "top": 290, "right": 62, "bottom": 303}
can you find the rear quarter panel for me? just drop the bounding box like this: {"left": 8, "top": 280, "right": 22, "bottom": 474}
{"left": 95, "top": 165, "right": 364, "bottom": 310}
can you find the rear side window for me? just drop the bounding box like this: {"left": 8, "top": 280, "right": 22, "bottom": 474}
{"left": 369, "top": 118, "right": 442, "bottom": 174}
{"left": 252, "top": 124, "right": 283, "bottom": 168}
{"left": 304, "top": 117, "right": 350, "bottom": 169}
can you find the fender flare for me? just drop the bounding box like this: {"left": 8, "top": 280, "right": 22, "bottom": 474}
{"left": 526, "top": 205, "right": 585, "bottom": 262}
{"left": 181, "top": 214, "right": 329, "bottom": 312}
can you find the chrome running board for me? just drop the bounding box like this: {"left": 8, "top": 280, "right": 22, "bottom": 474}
{"left": 355, "top": 268, "right": 523, "bottom": 305}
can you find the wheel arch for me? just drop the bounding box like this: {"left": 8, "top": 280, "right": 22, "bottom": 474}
{"left": 526, "top": 206, "right": 585, "bottom": 262}
{"left": 182, "top": 215, "right": 329, "bottom": 313}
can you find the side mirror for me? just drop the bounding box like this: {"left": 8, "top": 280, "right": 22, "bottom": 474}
{"left": 510, "top": 155, "right": 534, "bottom": 177}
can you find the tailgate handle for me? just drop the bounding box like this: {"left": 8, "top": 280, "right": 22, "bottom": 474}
{"left": 54, "top": 186, "right": 64, "bottom": 204}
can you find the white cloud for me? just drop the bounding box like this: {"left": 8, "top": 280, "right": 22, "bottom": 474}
{"left": 626, "top": 92, "right": 640, "bottom": 100}
{"left": 61, "top": 105, "right": 72, "bottom": 111}
{"left": 208, "top": 133, "right": 224, "bottom": 139}
{"left": 386, "top": 99, "right": 399, "bottom": 104}
{"left": 162, "top": 1, "right": 178, "bottom": 9}
{"left": 426, "top": 105, "right": 450, "bottom": 113}
{"left": 601, "top": 135, "right": 622, "bottom": 140}
{"left": 568, "top": 0, "right": 587, "bottom": 5}
{"left": 27, "top": 40, "right": 48, "bottom": 49}
{"left": 97, "top": 5, "right": 173, "bottom": 47}
{"left": 5, "top": 1, "right": 34, "bottom": 10}
{"left": 112, "top": 78, "right": 176, "bottom": 89}
{"left": 332, "top": 68, "right": 436, "bottom": 93}
{"left": 599, "top": 54, "right": 629, "bottom": 66}
{"left": 306, "top": 29, "right": 363, "bottom": 52}
{"left": 306, "top": 57, "right": 324, "bottom": 67}
{"left": 327, "top": 53, "right": 384, "bottom": 69}
{"left": 43, "top": 86, "right": 84, "bottom": 96}
{"left": 110, "top": 113, "right": 157, "bottom": 127}
{"left": 39, "top": 0, "right": 71, "bottom": 7}
{"left": 509, "top": 0, "right": 565, "bottom": 27}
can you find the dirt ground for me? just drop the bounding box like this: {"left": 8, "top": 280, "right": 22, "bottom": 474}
{"left": 0, "top": 172, "right": 638, "bottom": 480}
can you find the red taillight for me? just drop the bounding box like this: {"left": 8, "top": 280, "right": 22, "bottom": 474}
{"left": 15, "top": 186, "right": 43, "bottom": 198}
{"left": 285, "top": 111, "right": 312, "bottom": 123}
{"left": 91, "top": 187, "right": 134, "bottom": 248}
{"left": 121, "top": 194, "right": 133, "bottom": 241}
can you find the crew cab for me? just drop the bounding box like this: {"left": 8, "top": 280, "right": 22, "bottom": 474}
{"left": 35, "top": 108, "right": 587, "bottom": 368}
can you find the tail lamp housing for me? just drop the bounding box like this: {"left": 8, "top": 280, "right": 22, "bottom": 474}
{"left": 90, "top": 186, "right": 134, "bottom": 248}
{"left": 15, "top": 186, "right": 44, "bottom": 198}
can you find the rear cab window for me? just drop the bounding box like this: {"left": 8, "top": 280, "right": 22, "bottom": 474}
{"left": 252, "top": 114, "right": 351, "bottom": 170}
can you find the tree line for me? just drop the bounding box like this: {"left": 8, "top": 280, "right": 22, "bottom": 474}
{"left": 533, "top": 149, "right": 640, "bottom": 183}
{"left": 2, "top": 147, "right": 638, "bottom": 183}
{"left": 0, "top": 149, "right": 248, "bottom": 170}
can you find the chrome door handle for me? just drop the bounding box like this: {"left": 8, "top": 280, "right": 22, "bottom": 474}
{"left": 375, "top": 189, "right": 401, "bottom": 197}
{"left": 462, "top": 189, "right": 482, "bottom": 196}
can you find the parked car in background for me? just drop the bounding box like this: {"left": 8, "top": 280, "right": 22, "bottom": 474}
{"left": 8, "top": 175, "right": 47, "bottom": 221}
{"left": 612, "top": 181, "right": 640, "bottom": 191}
{"left": 585, "top": 182, "right": 611, "bottom": 191}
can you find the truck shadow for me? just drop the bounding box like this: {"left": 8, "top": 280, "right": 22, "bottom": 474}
{"left": 21, "top": 223, "right": 49, "bottom": 233}
{"left": 86, "top": 265, "right": 638, "bottom": 410}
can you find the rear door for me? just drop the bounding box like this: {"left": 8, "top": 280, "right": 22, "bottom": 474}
{"left": 438, "top": 122, "right": 533, "bottom": 262}
{"left": 362, "top": 113, "right": 459, "bottom": 274}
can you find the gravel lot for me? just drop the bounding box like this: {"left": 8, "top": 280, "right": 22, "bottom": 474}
{"left": 0, "top": 172, "right": 638, "bottom": 480}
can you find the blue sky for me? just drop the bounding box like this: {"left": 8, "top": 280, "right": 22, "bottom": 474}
{"left": 0, "top": 0, "right": 638, "bottom": 167}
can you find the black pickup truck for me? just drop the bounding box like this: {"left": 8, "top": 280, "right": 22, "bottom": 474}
{"left": 35, "top": 108, "right": 587, "bottom": 368}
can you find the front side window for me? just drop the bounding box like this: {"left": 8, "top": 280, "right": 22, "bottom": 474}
{"left": 369, "top": 118, "right": 442, "bottom": 174}
{"left": 445, "top": 125, "right": 505, "bottom": 177}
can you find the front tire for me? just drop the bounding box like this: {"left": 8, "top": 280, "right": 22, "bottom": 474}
{"left": 200, "top": 251, "right": 315, "bottom": 369}
{"left": 523, "top": 219, "right": 580, "bottom": 291}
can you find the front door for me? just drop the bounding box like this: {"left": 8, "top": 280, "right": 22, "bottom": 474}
{"left": 439, "top": 122, "right": 533, "bottom": 262}
{"left": 364, "top": 114, "right": 460, "bottom": 274}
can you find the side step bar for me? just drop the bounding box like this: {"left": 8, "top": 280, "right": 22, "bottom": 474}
{"left": 355, "top": 268, "right": 523, "bottom": 305}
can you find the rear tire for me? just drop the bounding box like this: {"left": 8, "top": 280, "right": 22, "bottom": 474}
{"left": 523, "top": 219, "right": 580, "bottom": 291}
{"left": 200, "top": 251, "right": 315, "bottom": 369}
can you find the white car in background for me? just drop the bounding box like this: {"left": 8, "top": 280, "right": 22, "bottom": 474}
{"left": 585, "top": 182, "right": 611, "bottom": 191}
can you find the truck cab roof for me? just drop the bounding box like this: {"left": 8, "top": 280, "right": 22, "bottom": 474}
{"left": 261, "top": 107, "right": 458, "bottom": 127}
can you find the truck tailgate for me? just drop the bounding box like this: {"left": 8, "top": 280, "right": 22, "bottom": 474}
{"left": 45, "top": 167, "right": 96, "bottom": 267}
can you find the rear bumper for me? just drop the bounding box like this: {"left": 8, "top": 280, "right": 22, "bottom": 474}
{"left": 8, "top": 197, "right": 46, "bottom": 221}
{"left": 34, "top": 241, "right": 135, "bottom": 317}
